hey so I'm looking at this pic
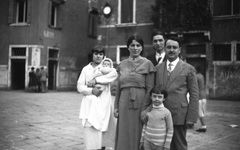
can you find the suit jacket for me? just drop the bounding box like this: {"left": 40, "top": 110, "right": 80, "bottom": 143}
{"left": 147, "top": 53, "right": 167, "bottom": 66}
{"left": 155, "top": 59, "right": 199, "bottom": 125}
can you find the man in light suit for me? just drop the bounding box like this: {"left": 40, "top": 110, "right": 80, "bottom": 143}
{"left": 155, "top": 37, "right": 199, "bottom": 150}
{"left": 147, "top": 31, "right": 167, "bottom": 66}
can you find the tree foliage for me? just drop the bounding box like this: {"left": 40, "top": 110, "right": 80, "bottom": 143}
{"left": 151, "top": 0, "right": 212, "bottom": 31}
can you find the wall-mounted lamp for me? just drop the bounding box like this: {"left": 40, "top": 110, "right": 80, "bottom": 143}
{"left": 102, "top": 2, "right": 112, "bottom": 18}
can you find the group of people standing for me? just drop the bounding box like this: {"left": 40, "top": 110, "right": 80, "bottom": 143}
{"left": 77, "top": 30, "right": 207, "bottom": 150}
{"left": 28, "top": 66, "right": 48, "bottom": 93}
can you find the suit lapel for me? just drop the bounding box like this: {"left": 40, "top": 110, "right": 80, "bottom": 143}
{"left": 166, "top": 60, "right": 185, "bottom": 88}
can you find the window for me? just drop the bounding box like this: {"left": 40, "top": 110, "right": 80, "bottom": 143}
{"left": 186, "top": 45, "right": 206, "bottom": 54}
{"left": 16, "top": 0, "right": 28, "bottom": 23}
{"left": 213, "top": 44, "right": 231, "bottom": 61}
{"left": 120, "top": 47, "right": 129, "bottom": 61}
{"left": 118, "top": 0, "right": 136, "bottom": 24}
{"left": 48, "top": 1, "right": 63, "bottom": 29}
{"left": 8, "top": 0, "right": 31, "bottom": 24}
{"left": 50, "top": 3, "right": 57, "bottom": 27}
{"left": 88, "top": 8, "right": 98, "bottom": 38}
{"left": 12, "top": 47, "right": 26, "bottom": 56}
{"left": 213, "top": 0, "right": 240, "bottom": 16}
{"left": 49, "top": 49, "right": 59, "bottom": 59}
{"left": 237, "top": 44, "right": 240, "bottom": 61}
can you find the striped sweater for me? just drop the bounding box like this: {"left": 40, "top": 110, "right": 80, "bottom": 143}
{"left": 141, "top": 105, "right": 173, "bottom": 149}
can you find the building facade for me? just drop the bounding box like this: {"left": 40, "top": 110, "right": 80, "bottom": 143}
{"left": 97, "top": 0, "right": 240, "bottom": 100}
{"left": 0, "top": 0, "right": 97, "bottom": 90}
{"left": 208, "top": 0, "right": 240, "bottom": 100}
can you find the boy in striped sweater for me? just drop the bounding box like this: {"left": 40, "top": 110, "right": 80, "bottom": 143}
{"left": 140, "top": 86, "right": 173, "bottom": 150}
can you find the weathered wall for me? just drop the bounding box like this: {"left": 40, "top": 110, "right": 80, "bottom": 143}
{"left": 209, "top": 65, "right": 240, "bottom": 100}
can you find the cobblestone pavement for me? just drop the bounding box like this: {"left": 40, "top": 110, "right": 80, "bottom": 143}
{"left": 0, "top": 90, "right": 240, "bottom": 150}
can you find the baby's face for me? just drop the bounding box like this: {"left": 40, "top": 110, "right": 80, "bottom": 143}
{"left": 102, "top": 60, "right": 111, "bottom": 68}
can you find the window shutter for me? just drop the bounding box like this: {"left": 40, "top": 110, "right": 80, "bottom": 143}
{"left": 57, "top": 5, "right": 63, "bottom": 29}
{"left": 27, "top": 0, "right": 32, "bottom": 23}
{"left": 8, "top": 0, "right": 16, "bottom": 24}
{"left": 48, "top": 1, "right": 52, "bottom": 26}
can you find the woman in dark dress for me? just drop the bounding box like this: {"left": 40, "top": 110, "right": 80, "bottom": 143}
{"left": 28, "top": 67, "right": 38, "bottom": 92}
{"left": 114, "top": 35, "right": 155, "bottom": 150}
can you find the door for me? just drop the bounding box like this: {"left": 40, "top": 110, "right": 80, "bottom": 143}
{"left": 186, "top": 58, "right": 206, "bottom": 78}
{"left": 11, "top": 59, "right": 25, "bottom": 89}
{"left": 48, "top": 60, "right": 58, "bottom": 90}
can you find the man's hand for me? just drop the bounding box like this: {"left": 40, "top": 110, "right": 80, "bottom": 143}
{"left": 140, "top": 110, "right": 148, "bottom": 123}
{"left": 92, "top": 87, "right": 102, "bottom": 96}
{"left": 114, "top": 109, "right": 119, "bottom": 118}
{"left": 186, "top": 121, "right": 195, "bottom": 129}
{"left": 139, "top": 142, "right": 144, "bottom": 150}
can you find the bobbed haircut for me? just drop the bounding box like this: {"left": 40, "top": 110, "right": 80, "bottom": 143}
{"left": 91, "top": 45, "right": 105, "bottom": 55}
{"left": 150, "top": 85, "right": 168, "bottom": 98}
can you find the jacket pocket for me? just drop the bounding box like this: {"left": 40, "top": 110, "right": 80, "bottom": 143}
{"left": 181, "top": 102, "right": 188, "bottom": 108}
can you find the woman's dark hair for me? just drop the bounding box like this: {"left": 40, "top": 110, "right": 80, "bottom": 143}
{"left": 126, "top": 35, "right": 144, "bottom": 55}
{"left": 88, "top": 45, "right": 105, "bottom": 62}
{"left": 150, "top": 85, "right": 168, "bottom": 98}
{"left": 91, "top": 45, "right": 105, "bottom": 55}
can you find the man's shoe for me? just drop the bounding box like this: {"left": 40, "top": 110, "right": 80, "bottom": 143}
{"left": 196, "top": 128, "right": 207, "bottom": 132}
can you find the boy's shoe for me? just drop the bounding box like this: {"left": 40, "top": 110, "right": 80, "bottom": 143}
{"left": 196, "top": 128, "right": 207, "bottom": 132}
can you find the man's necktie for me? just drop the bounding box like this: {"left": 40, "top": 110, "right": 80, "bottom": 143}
{"left": 168, "top": 63, "right": 173, "bottom": 76}
{"left": 157, "top": 57, "right": 162, "bottom": 63}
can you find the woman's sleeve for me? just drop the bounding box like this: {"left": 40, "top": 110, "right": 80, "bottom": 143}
{"left": 77, "top": 68, "right": 93, "bottom": 95}
{"left": 141, "top": 62, "right": 155, "bottom": 111}
{"left": 114, "top": 76, "right": 121, "bottom": 110}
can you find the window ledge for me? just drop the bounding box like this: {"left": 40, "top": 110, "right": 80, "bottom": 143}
{"left": 9, "top": 23, "right": 30, "bottom": 26}
{"left": 213, "top": 15, "right": 240, "bottom": 20}
{"left": 115, "top": 23, "right": 137, "bottom": 27}
{"left": 48, "top": 25, "right": 62, "bottom": 30}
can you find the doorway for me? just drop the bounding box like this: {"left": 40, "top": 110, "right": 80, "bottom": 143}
{"left": 11, "top": 59, "right": 25, "bottom": 89}
{"left": 48, "top": 60, "right": 58, "bottom": 90}
{"left": 186, "top": 58, "right": 206, "bottom": 78}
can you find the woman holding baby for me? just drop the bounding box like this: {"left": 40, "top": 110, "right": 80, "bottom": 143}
{"left": 77, "top": 45, "right": 118, "bottom": 150}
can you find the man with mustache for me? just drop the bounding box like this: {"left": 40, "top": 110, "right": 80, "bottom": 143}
{"left": 154, "top": 37, "right": 199, "bottom": 150}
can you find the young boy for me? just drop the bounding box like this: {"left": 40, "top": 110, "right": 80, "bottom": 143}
{"left": 140, "top": 86, "right": 173, "bottom": 150}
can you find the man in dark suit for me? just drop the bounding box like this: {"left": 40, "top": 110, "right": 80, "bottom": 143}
{"left": 155, "top": 37, "right": 199, "bottom": 150}
{"left": 147, "top": 31, "right": 167, "bottom": 66}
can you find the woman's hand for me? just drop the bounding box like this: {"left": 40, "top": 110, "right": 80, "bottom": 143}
{"left": 114, "top": 109, "right": 119, "bottom": 118}
{"left": 87, "top": 79, "right": 96, "bottom": 87}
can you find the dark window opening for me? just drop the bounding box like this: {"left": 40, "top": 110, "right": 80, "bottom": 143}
{"left": 50, "top": 3, "right": 57, "bottom": 27}
{"left": 121, "top": 0, "right": 133, "bottom": 23}
{"left": 186, "top": 45, "right": 206, "bottom": 54}
{"left": 213, "top": 0, "right": 240, "bottom": 16}
{"left": 49, "top": 49, "right": 59, "bottom": 59}
{"left": 88, "top": 8, "right": 98, "bottom": 38}
{"left": 236, "top": 44, "right": 240, "bottom": 61}
{"left": 213, "top": 44, "right": 231, "bottom": 61}
{"left": 120, "top": 47, "right": 129, "bottom": 61}
{"left": 17, "top": 0, "right": 28, "bottom": 23}
{"left": 12, "top": 47, "right": 26, "bottom": 56}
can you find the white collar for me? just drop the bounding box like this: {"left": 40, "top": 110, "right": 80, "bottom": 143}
{"left": 155, "top": 52, "right": 165, "bottom": 64}
{"left": 167, "top": 57, "right": 179, "bottom": 71}
{"left": 152, "top": 103, "right": 164, "bottom": 108}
